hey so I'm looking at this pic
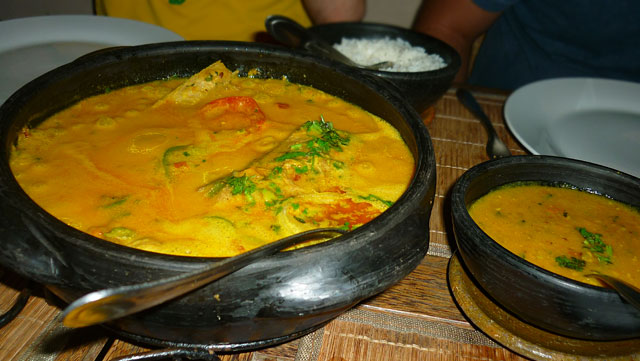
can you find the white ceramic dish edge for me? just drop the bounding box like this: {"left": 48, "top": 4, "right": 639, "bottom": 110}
{"left": 504, "top": 77, "right": 640, "bottom": 178}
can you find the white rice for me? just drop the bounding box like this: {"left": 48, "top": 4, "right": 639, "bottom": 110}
{"left": 333, "top": 37, "right": 446, "bottom": 72}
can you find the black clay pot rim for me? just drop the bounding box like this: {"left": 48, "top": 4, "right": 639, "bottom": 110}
{"left": 452, "top": 154, "right": 640, "bottom": 297}
{"left": 0, "top": 41, "right": 434, "bottom": 269}
{"left": 308, "top": 22, "right": 461, "bottom": 79}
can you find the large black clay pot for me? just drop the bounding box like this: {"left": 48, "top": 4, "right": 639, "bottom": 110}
{"left": 0, "top": 42, "right": 436, "bottom": 350}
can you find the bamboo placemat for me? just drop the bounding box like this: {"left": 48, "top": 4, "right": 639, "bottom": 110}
{"left": 295, "top": 306, "right": 527, "bottom": 361}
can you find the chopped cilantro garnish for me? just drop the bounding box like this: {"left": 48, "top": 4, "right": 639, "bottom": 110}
{"left": 294, "top": 165, "right": 309, "bottom": 174}
{"left": 268, "top": 182, "right": 283, "bottom": 196}
{"left": 579, "top": 227, "right": 613, "bottom": 264}
{"left": 269, "top": 166, "right": 283, "bottom": 178}
{"left": 275, "top": 151, "right": 308, "bottom": 162}
{"left": 274, "top": 116, "right": 350, "bottom": 163}
{"left": 555, "top": 256, "right": 586, "bottom": 271}
{"left": 226, "top": 175, "right": 256, "bottom": 197}
{"left": 205, "top": 175, "right": 258, "bottom": 204}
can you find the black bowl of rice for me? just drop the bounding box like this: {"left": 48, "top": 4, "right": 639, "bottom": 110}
{"left": 307, "top": 22, "right": 461, "bottom": 114}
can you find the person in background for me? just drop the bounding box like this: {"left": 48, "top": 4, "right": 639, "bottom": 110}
{"left": 301, "top": 0, "right": 365, "bottom": 24}
{"left": 94, "top": 0, "right": 312, "bottom": 41}
{"left": 96, "top": 0, "right": 640, "bottom": 91}
{"left": 94, "top": 0, "right": 364, "bottom": 42}
{"left": 298, "top": 0, "right": 640, "bottom": 91}
{"left": 413, "top": 0, "right": 640, "bottom": 90}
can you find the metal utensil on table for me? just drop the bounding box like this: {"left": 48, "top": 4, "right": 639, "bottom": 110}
{"left": 456, "top": 88, "right": 511, "bottom": 158}
{"left": 265, "top": 15, "right": 393, "bottom": 71}
{"left": 62, "top": 227, "right": 346, "bottom": 328}
{"left": 586, "top": 274, "right": 640, "bottom": 311}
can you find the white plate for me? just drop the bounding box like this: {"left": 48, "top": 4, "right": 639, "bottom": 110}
{"left": 0, "top": 15, "right": 183, "bottom": 104}
{"left": 504, "top": 77, "right": 640, "bottom": 178}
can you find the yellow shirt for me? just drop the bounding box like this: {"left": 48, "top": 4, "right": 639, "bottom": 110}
{"left": 95, "top": 0, "right": 312, "bottom": 41}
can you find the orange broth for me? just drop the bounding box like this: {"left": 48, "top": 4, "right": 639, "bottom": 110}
{"left": 10, "top": 61, "right": 414, "bottom": 257}
{"left": 468, "top": 183, "right": 640, "bottom": 288}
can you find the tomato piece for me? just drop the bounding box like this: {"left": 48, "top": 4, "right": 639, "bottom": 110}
{"left": 304, "top": 199, "right": 379, "bottom": 229}
{"left": 200, "top": 96, "right": 266, "bottom": 131}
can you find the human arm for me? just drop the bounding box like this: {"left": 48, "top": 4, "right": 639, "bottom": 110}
{"left": 302, "top": 0, "right": 366, "bottom": 24}
{"left": 412, "top": 0, "right": 502, "bottom": 82}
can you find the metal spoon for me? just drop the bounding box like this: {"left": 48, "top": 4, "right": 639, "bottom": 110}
{"left": 265, "top": 15, "right": 393, "bottom": 71}
{"left": 586, "top": 274, "right": 640, "bottom": 311}
{"left": 62, "top": 227, "right": 346, "bottom": 328}
{"left": 456, "top": 88, "right": 511, "bottom": 159}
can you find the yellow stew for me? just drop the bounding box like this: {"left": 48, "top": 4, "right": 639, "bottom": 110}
{"left": 468, "top": 183, "right": 640, "bottom": 288}
{"left": 10, "top": 61, "right": 414, "bottom": 257}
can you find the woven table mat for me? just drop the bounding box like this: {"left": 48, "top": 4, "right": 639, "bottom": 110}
{"left": 295, "top": 307, "right": 527, "bottom": 361}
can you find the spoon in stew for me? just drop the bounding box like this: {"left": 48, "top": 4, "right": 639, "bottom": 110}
{"left": 62, "top": 227, "right": 346, "bottom": 328}
{"left": 586, "top": 274, "right": 640, "bottom": 311}
{"left": 456, "top": 88, "right": 511, "bottom": 159}
{"left": 265, "top": 15, "right": 393, "bottom": 71}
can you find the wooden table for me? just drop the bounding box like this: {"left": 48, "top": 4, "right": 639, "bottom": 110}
{"left": 0, "top": 87, "right": 531, "bottom": 361}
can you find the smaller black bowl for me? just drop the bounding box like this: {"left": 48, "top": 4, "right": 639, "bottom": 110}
{"left": 451, "top": 155, "right": 640, "bottom": 341}
{"left": 307, "top": 22, "right": 461, "bottom": 114}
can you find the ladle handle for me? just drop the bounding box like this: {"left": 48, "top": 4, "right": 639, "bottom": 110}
{"left": 265, "top": 15, "right": 359, "bottom": 66}
{"left": 62, "top": 227, "right": 346, "bottom": 328}
{"left": 587, "top": 274, "right": 640, "bottom": 311}
{"left": 265, "top": 14, "right": 311, "bottom": 48}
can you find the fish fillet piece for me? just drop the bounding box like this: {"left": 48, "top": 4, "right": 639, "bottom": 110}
{"left": 153, "top": 61, "right": 234, "bottom": 107}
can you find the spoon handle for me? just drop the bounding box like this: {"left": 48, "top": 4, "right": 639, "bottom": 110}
{"left": 265, "top": 15, "right": 359, "bottom": 67}
{"left": 265, "top": 15, "right": 310, "bottom": 48}
{"left": 456, "top": 88, "right": 511, "bottom": 159}
{"left": 62, "top": 227, "right": 346, "bottom": 328}
{"left": 587, "top": 274, "right": 640, "bottom": 311}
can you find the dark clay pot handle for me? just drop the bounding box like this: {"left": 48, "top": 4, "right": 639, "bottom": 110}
{"left": 0, "top": 200, "right": 72, "bottom": 286}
